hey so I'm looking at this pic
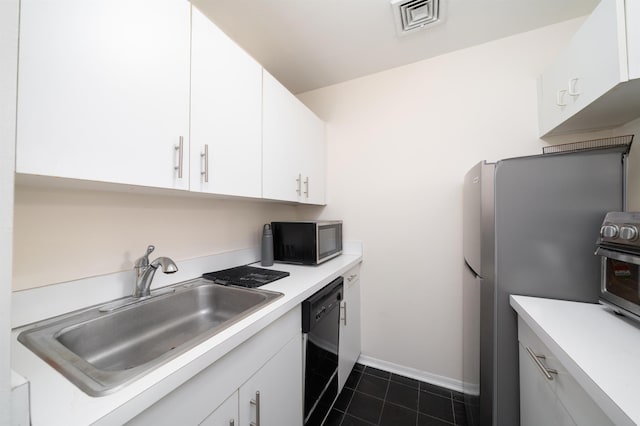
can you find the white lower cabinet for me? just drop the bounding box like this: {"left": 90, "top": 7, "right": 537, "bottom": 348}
{"left": 517, "top": 318, "right": 613, "bottom": 426}
{"left": 127, "top": 307, "right": 302, "bottom": 426}
{"left": 200, "top": 392, "right": 238, "bottom": 426}
{"left": 338, "top": 265, "right": 362, "bottom": 392}
{"left": 518, "top": 344, "right": 575, "bottom": 426}
{"left": 238, "top": 336, "right": 303, "bottom": 426}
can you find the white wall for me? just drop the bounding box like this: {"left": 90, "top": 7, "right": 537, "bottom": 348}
{"left": 1, "top": 0, "right": 19, "bottom": 422}
{"left": 297, "top": 18, "right": 598, "bottom": 385}
{"left": 12, "top": 187, "right": 299, "bottom": 290}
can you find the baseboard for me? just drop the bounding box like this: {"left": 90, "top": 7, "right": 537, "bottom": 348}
{"left": 357, "top": 354, "right": 466, "bottom": 394}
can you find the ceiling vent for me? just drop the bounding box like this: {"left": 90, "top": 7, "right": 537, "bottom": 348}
{"left": 391, "top": 0, "right": 443, "bottom": 36}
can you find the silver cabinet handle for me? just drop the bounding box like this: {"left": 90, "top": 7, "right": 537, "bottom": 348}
{"left": 347, "top": 274, "right": 357, "bottom": 282}
{"left": 341, "top": 302, "right": 347, "bottom": 326}
{"left": 556, "top": 89, "right": 567, "bottom": 107}
{"left": 250, "top": 391, "right": 260, "bottom": 426}
{"left": 201, "top": 144, "right": 209, "bottom": 183}
{"left": 304, "top": 176, "right": 309, "bottom": 198}
{"left": 174, "top": 136, "right": 184, "bottom": 179}
{"left": 296, "top": 174, "right": 302, "bottom": 195}
{"left": 568, "top": 77, "right": 581, "bottom": 97}
{"left": 525, "top": 346, "right": 557, "bottom": 380}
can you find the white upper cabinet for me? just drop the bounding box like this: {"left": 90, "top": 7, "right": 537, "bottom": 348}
{"left": 538, "top": 0, "right": 640, "bottom": 137}
{"left": 16, "top": 0, "right": 191, "bottom": 190}
{"left": 190, "top": 7, "right": 262, "bottom": 198}
{"left": 263, "top": 71, "right": 326, "bottom": 205}
{"left": 299, "top": 102, "right": 327, "bottom": 205}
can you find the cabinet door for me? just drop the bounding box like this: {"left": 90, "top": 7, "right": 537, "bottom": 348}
{"left": 338, "top": 274, "right": 361, "bottom": 392}
{"left": 538, "top": 0, "right": 627, "bottom": 136}
{"left": 626, "top": 0, "right": 640, "bottom": 79}
{"left": 519, "top": 344, "right": 575, "bottom": 426}
{"left": 16, "top": 0, "right": 190, "bottom": 189}
{"left": 239, "top": 335, "right": 303, "bottom": 426}
{"left": 200, "top": 391, "right": 239, "bottom": 426}
{"left": 190, "top": 7, "right": 262, "bottom": 198}
{"left": 298, "top": 107, "right": 326, "bottom": 205}
{"left": 263, "top": 70, "right": 326, "bottom": 204}
{"left": 262, "top": 71, "right": 303, "bottom": 202}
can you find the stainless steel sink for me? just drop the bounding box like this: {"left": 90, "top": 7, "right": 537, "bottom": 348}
{"left": 17, "top": 278, "right": 283, "bottom": 396}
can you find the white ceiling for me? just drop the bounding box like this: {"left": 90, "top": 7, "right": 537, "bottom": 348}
{"left": 192, "top": 0, "right": 600, "bottom": 94}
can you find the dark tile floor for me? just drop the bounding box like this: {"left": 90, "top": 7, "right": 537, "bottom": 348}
{"left": 325, "top": 363, "right": 469, "bottom": 426}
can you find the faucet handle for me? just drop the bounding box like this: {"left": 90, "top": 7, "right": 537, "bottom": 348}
{"left": 135, "top": 245, "right": 155, "bottom": 269}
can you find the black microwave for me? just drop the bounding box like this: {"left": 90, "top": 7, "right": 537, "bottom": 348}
{"left": 271, "top": 221, "right": 342, "bottom": 265}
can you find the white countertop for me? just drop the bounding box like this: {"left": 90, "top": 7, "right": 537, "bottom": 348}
{"left": 12, "top": 251, "right": 362, "bottom": 425}
{"left": 510, "top": 295, "right": 640, "bottom": 426}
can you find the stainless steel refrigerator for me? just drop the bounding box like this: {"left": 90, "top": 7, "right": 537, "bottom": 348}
{"left": 462, "top": 143, "right": 630, "bottom": 426}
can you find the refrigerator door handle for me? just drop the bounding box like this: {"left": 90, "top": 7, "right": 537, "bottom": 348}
{"left": 464, "top": 259, "right": 482, "bottom": 279}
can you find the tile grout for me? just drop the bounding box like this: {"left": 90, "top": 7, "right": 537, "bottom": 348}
{"left": 339, "top": 369, "right": 364, "bottom": 426}
{"left": 335, "top": 364, "right": 462, "bottom": 426}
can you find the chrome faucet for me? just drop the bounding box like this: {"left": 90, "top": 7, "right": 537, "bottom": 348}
{"left": 133, "top": 245, "right": 178, "bottom": 298}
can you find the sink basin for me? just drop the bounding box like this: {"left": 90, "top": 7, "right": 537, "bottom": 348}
{"left": 18, "top": 278, "right": 283, "bottom": 396}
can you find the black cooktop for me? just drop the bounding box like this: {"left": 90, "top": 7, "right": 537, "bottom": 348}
{"left": 202, "top": 265, "right": 290, "bottom": 288}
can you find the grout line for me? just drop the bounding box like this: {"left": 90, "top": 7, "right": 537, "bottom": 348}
{"left": 416, "top": 384, "right": 421, "bottom": 426}
{"left": 375, "top": 376, "right": 391, "bottom": 425}
{"left": 342, "top": 413, "right": 378, "bottom": 426}
{"left": 339, "top": 371, "right": 364, "bottom": 425}
{"left": 451, "top": 397, "right": 456, "bottom": 425}
{"left": 341, "top": 365, "right": 461, "bottom": 426}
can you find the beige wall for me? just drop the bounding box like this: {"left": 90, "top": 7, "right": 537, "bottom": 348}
{"left": 12, "top": 187, "right": 299, "bottom": 290}
{"left": 296, "top": 17, "right": 629, "bottom": 383}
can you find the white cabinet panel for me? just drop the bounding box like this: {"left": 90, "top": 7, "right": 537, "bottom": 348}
{"left": 127, "top": 307, "right": 301, "bottom": 426}
{"left": 262, "top": 71, "right": 304, "bottom": 203}
{"left": 200, "top": 392, "right": 238, "bottom": 426}
{"left": 519, "top": 344, "right": 574, "bottom": 426}
{"left": 300, "top": 107, "right": 326, "bottom": 205}
{"left": 16, "top": 0, "right": 190, "bottom": 190}
{"left": 239, "top": 335, "right": 303, "bottom": 426}
{"left": 627, "top": 0, "right": 640, "bottom": 79}
{"left": 262, "top": 71, "right": 326, "bottom": 205}
{"left": 338, "top": 267, "right": 361, "bottom": 392}
{"left": 190, "top": 7, "right": 262, "bottom": 198}
{"left": 538, "top": 0, "right": 640, "bottom": 136}
{"left": 517, "top": 318, "right": 614, "bottom": 426}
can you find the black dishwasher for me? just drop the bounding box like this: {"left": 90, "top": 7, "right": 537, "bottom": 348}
{"left": 302, "top": 276, "right": 343, "bottom": 426}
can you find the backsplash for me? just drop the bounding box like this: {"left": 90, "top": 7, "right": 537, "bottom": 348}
{"left": 12, "top": 185, "right": 300, "bottom": 291}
